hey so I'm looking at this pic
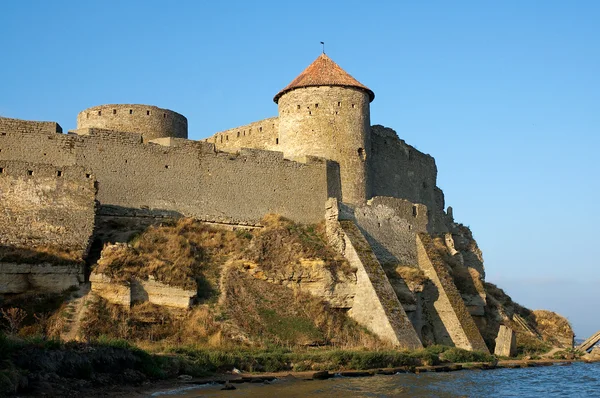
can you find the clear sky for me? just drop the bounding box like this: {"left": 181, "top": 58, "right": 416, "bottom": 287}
{"left": 1, "top": 1, "right": 598, "bottom": 338}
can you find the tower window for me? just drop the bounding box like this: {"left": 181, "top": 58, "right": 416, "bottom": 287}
{"left": 259, "top": 127, "right": 263, "bottom": 132}
{"left": 98, "top": 110, "right": 101, "bottom": 116}
{"left": 352, "top": 104, "right": 355, "bottom": 108}
{"left": 308, "top": 111, "right": 312, "bottom": 115}
{"left": 57, "top": 170, "right": 62, "bottom": 177}
{"left": 226, "top": 135, "right": 229, "bottom": 141}
{"left": 276, "top": 138, "right": 279, "bottom": 145}
{"left": 86, "top": 173, "right": 91, "bottom": 178}
{"left": 129, "top": 109, "right": 133, "bottom": 114}
{"left": 147, "top": 110, "right": 151, "bottom": 115}
{"left": 237, "top": 131, "right": 240, "bottom": 137}
{"left": 163, "top": 113, "right": 166, "bottom": 118}
{"left": 315, "top": 103, "right": 319, "bottom": 108}
{"left": 338, "top": 102, "right": 341, "bottom": 106}
{"left": 413, "top": 205, "right": 418, "bottom": 217}
{"left": 297, "top": 105, "right": 300, "bottom": 109}
{"left": 113, "top": 109, "right": 117, "bottom": 114}
{"left": 358, "top": 148, "right": 366, "bottom": 161}
{"left": 27, "top": 170, "right": 33, "bottom": 176}
{"left": 0, "top": 168, "right": 3, "bottom": 174}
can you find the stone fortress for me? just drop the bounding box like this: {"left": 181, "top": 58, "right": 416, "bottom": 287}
{"left": 0, "top": 53, "right": 511, "bottom": 353}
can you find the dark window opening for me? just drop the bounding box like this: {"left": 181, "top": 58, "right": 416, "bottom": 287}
{"left": 86, "top": 113, "right": 89, "bottom": 119}
{"left": 338, "top": 102, "right": 341, "bottom": 106}
{"left": 0, "top": 168, "right": 4, "bottom": 174}
{"left": 297, "top": 105, "right": 301, "bottom": 109}
{"left": 163, "top": 113, "right": 166, "bottom": 118}
{"left": 57, "top": 170, "right": 62, "bottom": 177}
{"left": 259, "top": 127, "right": 262, "bottom": 132}
{"left": 357, "top": 147, "right": 366, "bottom": 161}
{"left": 412, "top": 205, "right": 418, "bottom": 217}
{"left": 165, "top": 165, "right": 170, "bottom": 169}
{"left": 276, "top": 138, "right": 279, "bottom": 145}
{"left": 243, "top": 131, "right": 246, "bottom": 136}
{"left": 237, "top": 131, "right": 240, "bottom": 137}
{"left": 315, "top": 103, "right": 319, "bottom": 108}
{"left": 308, "top": 111, "right": 312, "bottom": 115}
{"left": 86, "top": 173, "right": 91, "bottom": 179}
{"left": 226, "top": 135, "right": 229, "bottom": 141}
{"left": 113, "top": 109, "right": 117, "bottom": 114}
{"left": 129, "top": 109, "right": 133, "bottom": 114}
{"left": 98, "top": 110, "right": 101, "bottom": 116}
{"left": 147, "top": 110, "right": 151, "bottom": 115}
{"left": 352, "top": 104, "right": 355, "bottom": 108}
{"left": 27, "top": 170, "right": 33, "bottom": 176}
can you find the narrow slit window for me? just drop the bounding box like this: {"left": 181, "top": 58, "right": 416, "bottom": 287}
{"left": 338, "top": 102, "right": 341, "bottom": 106}
{"left": 147, "top": 110, "right": 151, "bottom": 115}
{"left": 98, "top": 110, "right": 101, "bottom": 116}
{"left": 163, "top": 113, "right": 166, "bottom": 118}
{"left": 352, "top": 104, "right": 355, "bottom": 108}
{"left": 57, "top": 170, "right": 62, "bottom": 177}
{"left": 0, "top": 168, "right": 4, "bottom": 174}
{"left": 237, "top": 131, "right": 240, "bottom": 138}
{"left": 276, "top": 138, "right": 279, "bottom": 145}
{"left": 113, "top": 109, "right": 117, "bottom": 114}
{"left": 412, "top": 205, "right": 418, "bottom": 217}
{"left": 129, "top": 109, "right": 133, "bottom": 114}
{"left": 27, "top": 170, "right": 33, "bottom": 176}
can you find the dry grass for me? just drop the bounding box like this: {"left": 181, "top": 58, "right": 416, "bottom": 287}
{"left": 394, "top": 266, "right": 428, "bottom": 286}
{"left": 529, "top": 310, "right": 574, "bottom": 347}
{"left": 222, "top": 263, "right": 383, "bottom": 349}
{"left": 95, "top": 218, "right": 252, "bottom": 290}
{"left": 242, "top": 214, "right": 352, "bottom": 276}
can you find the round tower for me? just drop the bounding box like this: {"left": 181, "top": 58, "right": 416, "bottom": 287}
{"left": 77, "top": 104, "right": 187, "bottom": 142}
{"left": 274, "top": 54, "right": 374, "bottom": 205}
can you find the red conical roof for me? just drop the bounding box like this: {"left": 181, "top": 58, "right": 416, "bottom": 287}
{"left": 273, "top": 53, "right": 375, "bottom": 103}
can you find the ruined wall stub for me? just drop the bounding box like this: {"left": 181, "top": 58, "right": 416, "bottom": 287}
{"left": 494, "top": 325, "right": 517, "bottom": 357}
{"left": 416, "top": 234, "right": 489, "bottom": 352}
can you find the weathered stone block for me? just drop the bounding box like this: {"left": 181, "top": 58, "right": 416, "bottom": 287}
{"left": 494, "top": 325, "right": 517, "bottom": 357}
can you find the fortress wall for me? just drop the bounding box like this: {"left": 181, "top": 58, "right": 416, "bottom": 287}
{"left": 0, "top": 160, "right": 96, "bottom": 257}
{"left": 0, "top": 119, "right": 332, "bottom": 225}
{"left": 353, "top": 197, "right": 428, "bottom": 266}
{"left": 369, "top": 125, "right": 447, "bottom": 233}
{"left": 210, "top": 117, "right": 279, "bottom": 153}
{"left": 77, "top": 104, "right": 188, "bottom": 141}
{"left": 0, "top": 116, "right": 62, "bottom": 134}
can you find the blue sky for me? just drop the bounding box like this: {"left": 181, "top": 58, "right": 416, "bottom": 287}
{"left": 1, "top": 1, "right": 598, "bottom": 338}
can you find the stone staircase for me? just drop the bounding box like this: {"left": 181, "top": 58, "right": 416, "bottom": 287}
{"left": 60, "top": 283, "right": 93, "bottom": 342}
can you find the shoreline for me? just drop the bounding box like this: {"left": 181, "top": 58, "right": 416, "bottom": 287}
{"left": 132, "top": 358, "right": 598, "bottom": 397}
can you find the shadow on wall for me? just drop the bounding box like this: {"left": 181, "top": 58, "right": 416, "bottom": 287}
{"left": 0, "top": 245, "right": 84, "bottom": 266}
{"left": 422, "top": 281, "right": 454, "bottom": 347}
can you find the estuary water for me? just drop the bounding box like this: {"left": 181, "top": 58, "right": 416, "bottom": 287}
{"left": 152, "top": 362, "right": 600, "bottom": 398}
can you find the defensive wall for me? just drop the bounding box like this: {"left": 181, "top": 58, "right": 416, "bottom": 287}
{"left": 210, "top": 117, "right": 279, "bottom": 153}
{"left": 0, "top": 117, "right": 337, "bottom": 226}
{"left": 77, "top": 104, "right": 188, "bottom": 142}
{"left": 0, "top": 160, "right": 96, "bottom": 257}
{"left": 370, "top": 125, "right": 448, "bottom": 233}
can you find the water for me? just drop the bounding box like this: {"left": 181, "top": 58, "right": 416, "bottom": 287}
{"left": 152, "top": 362, "right": 600, "bottom": 398}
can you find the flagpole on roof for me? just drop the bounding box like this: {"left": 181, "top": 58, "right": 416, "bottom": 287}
{"left": 320, "top": 41, "right": 325, "bottom": 54}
